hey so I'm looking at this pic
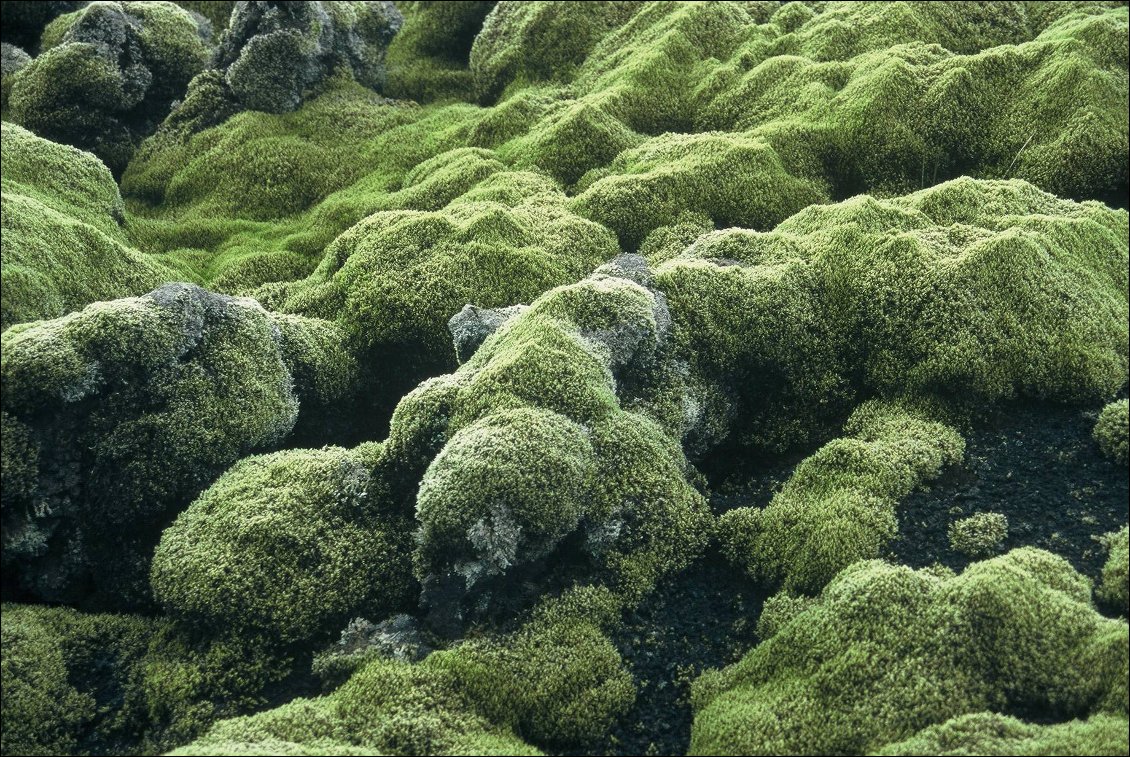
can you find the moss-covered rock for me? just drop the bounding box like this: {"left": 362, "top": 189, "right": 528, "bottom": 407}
{"left": 0, "top": 283, "right": 352, "bottom": 609}
{"left": 659, "top": 178, "right": 1128, "bottom": 456}
{"left": 212, "top": 0, "right": 402, "bottom": 115}
{"left": 1094, "top": 398, "right": 1129, "bottom": 465}
{"left": 152, "top": 445, "right": 415, "bottom": 644}
{"left": 691, "top": 549, "right": 1130, "bottom": 755}
{"left": 8, "top": 1, "right": 210, "bottom": 175}
{"left": 1, "top": 122, "right": 171, "bottom": 329}
{"left": 718, "top": 400, "right": 964, "bottom": 594}
{"left": 403, "top": 258, "right": 712, "bottom": 632}
{"left": 0, "top": 603, "right": 302, "bottom": 756}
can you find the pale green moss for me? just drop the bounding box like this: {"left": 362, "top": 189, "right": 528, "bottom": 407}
{"left": 949, "top": 512, "right": 1009, "bottom": 558}
{"left": 876, "top": 711, "right": 1130, "bottom": 756}
{"left": 1, "top": 122, "right": 172, "bottom": 329}
{"left": 152, "top": 445, "right": 415, "bottom": 644}
{"left": 691, "top": 549, "right": 1129, "bottom": 755}
{"left": 384, "top": 1, "right": 495, "bottom": 103}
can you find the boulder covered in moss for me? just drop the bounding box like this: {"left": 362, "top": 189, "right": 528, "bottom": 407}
{"left": 0, "top": 0, "right": 87, "bottom": 52}
{"left": 152, "top": 444, "right": 416, "bottom": 644}
{"left": 7, "top": 1, "right": 210, "bottom": 175}
{"left": 691, "top": 549, "right": 1130, "bottom": 755}
{"left": 1, "top": 283, "right": 355, "bottom": 609}
{"left": 213, "top": 0, "right": 402, "bottom": 114}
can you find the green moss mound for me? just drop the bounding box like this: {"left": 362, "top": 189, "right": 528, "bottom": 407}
{"left": 949, "top": 512, "right": 1010, "bottom": 558}
{"left": 1, "top": 123, "right": 172, "bottom": 329}
{"left": 152, "top": 445, "right": 415, "bottom": 644}
{"left": 719, "top": 400, "right": 965, "bottom": 594}
{"left": 0, "top": 283, "right": 354, "bottom": 609}
{"left": 1094, "top": 398, "right": 1129, "bottom": 465}
{"left": 691, "top": 548, "right": 1130, "bottom": 755}
{"left": 659, "top": 178, "right": 1128, "bottom": 456}
{"left": 470, "top": 1, "right": 642, "bottom": 104}
{"left": 8, "top": 1, "right": 210, "bottom": 175}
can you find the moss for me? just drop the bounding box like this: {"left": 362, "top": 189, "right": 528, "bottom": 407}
{"left": 949, "top": 512, "right": 1010, "bottom": 558}
{"left": 0, "top": 0, "right": 87, "bottom": 52}
{"left": 470, "top": 1, "right": 642, "bottom": 104}
{"left": 754, "top": 591, "right": 815, "bottom": 641}
{"left": 572, "top": 131, "right": 826, "bottom": 249}
{"left": 718, "top": 400, "right": 964, "bottom": 593}
{"left": 691, "top": 549, "right": 1129, "bottom": 755}
{"left": 8, "top": 1, "right": 210, "bottom": 175}
{"left": 430, "top": 589, "right": 635, "bottom": 746}
{"left": 177, "top": 659, "right": 541, "bottom": 756}
{"left": 1097, "top": 526, "right": 1129, "bottom": 616}
{"left": 875, "top": 711, "right": 1130, "bottom": 756}
{"left": 0, "top": 284, "right": 351, "bottom": 609}
{"left": 384, "top": 1, "right": 495, "bottom": 103}
{"left": 1, "top": 122, "right": 172, "bottom": 330}
{"left": 174, "top": 1, "right": 235, "bottom": 34}
{"left": 0, "top": 604, "right": 154, "bottom": 756}
{"left": 387, "top": 261, "right": 711, "bottom": 631}
{"left": 152, "top": 445, "right": 415, "bottom": 645}
{"left": 1094, "top": 398, "right": 1129, "bottom": 465}
{"left": 659, "top": 179, "right": 1128, "bottom": 455}
{"left": 267, "top": 173, "right": 618, "bottom": 420}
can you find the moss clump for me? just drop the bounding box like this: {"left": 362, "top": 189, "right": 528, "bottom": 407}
{"left": 949, "top": 512, "right": 1009, "bottom": 558}
{"left": 470, "top": 1, "right": 641, "bottom": 104}
{"left": 211, "top": 0, "right": 402, "bottom": 115}
{"left": 383, "top": 1, "right": 495, "bottom": 103}
{"left": 719, "top": 400, "right": 964, "bottom": 594}
{"left": 1, "top": 122, "right": 172, "bottom": 330}
{"left": 572, "top": 131, "right": 826, "bottom": 249}
{"left": 1, "top": 283, "right": 353, "bottom": 609}
{"left": 400, "top": 259, "right": 712, "bottom": 631}
{"left": 659, "top": 178, "right": 1128, "bottom": 456}
{"left": 152, "top": 445, "right": 415, "bottom": 645}
{"left": 691, "top": 549, "right": 1129, "bottom": 755}
{"left": 1098, "top": 526, "right": 1129, "bottom": 616}
{"left": 1094, "top": 398, "right": 1129, "bottom": 465}
{"left": 875, "top": 711, "right": 1130, "bottom": 756}
{"left": 8, "top": 1, "right": 210, "bottom": 175}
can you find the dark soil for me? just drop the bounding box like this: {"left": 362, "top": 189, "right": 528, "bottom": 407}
{"left": 570, "top": 557, "right": 765, "bottom": 757}
{"left": 892, "top": 401, "right": 1129, "bottom": 581}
